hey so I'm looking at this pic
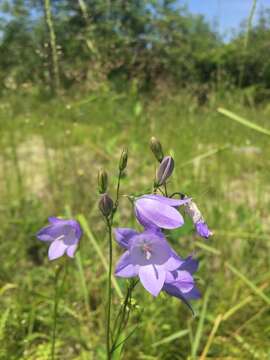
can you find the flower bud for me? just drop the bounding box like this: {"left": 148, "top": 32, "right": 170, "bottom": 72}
{"left": 98, "top": 169, "right": 108, "bottom": 194}
{"left": 119, "top": 148, "right": 128, "bottom": 172}
{"left": 150, "top": 137, "right": 164, "bottom": 162}
{"left": 156, "top": 156, "right": 174, "bottom": 186}
{"left": 99, "top": 193, "right": 114, "bottom": 217}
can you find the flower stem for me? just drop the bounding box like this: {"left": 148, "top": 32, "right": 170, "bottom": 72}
{"left": 51, "top": 265, "right": 63, "bottom": 360}
{"left": 105, "top": 165, "right": 123, "bottom": 358}
{"left": 106, "top": 218, "right": 113, "bottom": 360}
{"left": 112, "top": 170, "right": 122, "bottom": 215}
{"left": 111, "top": 279, "right": 138, "bottom": 352}
{"left": 164, "top": 183, "right": 168, "bottom": 197}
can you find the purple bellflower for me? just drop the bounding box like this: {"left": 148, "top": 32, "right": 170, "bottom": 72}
{"left": 163, "top": 256, "right": 200, "bottom": 313}
{"left": 134, "top": 194, "right": 190, "bottom": 230}
{"left": 184, "top": 199, "right": 212, "bottom": 239}
{"left": 114, "top": 228, "right": 183, "bottom": 296}
{"left": 36, "top": 217, "right": 82, "bottom": 260}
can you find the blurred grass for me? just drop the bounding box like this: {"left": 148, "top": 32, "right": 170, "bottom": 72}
{"left": 0, "top": 88, "right": 270, "bottom": 359}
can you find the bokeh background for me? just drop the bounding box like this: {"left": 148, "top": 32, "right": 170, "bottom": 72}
{"left": 0, "top": 0, "right": 270, "bottom": 359}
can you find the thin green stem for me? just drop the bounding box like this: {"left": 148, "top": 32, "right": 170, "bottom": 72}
{"left": 164, "top": 183, "right": 168, "bottom": 197}
{"left": 112, "top": 280, "right": 136, "bottom": 350}
{"left": 113, "top": 170, "right": 122, "bottom": 215}
{"left": 51, "top": 265, "right": 63, "bottom": 360}
{"left": 169, "top": 191, "right": 186, "bottom": 199}
{"left": 106, "top": 218, "right": 113, "bottom": 360}
{"left": 104, "top": 159, "right": 125, "bottom": 358}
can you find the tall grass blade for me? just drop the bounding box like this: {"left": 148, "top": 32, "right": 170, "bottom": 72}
{"left": 0, "top": 283, "right": 17, "bottom": 296}
{"left": 191, "top": 288, "right": 210, "bottom": 359}
{"left": 194, "top": 241, "right": 221, "bottom": 256}
{"left": 218, "top": 108, "right": 270, "bottom": 136}
{"left": 225, "top": 262, "right": 270, "bottom": 305}
{"left": 179, "top": 145, "right": 230, "bottom": 168}
{"left": 78, "top": 214, "right": 123, "bottom": 298}
{"left": 0, "top": 308, "right": 10, "bottom": 341}
{"left": 199, "top": 314, "right": 222, "bottom": 360}
{"left": 151, "top": 329, "right": 189, "bottom": 348}
{"left": 222, "top": 282, "right": 268, "bottom": 321}
{"left": 75, "top": 250, "right": 91, "bottom": 317}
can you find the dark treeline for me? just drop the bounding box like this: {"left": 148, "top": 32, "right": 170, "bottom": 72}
{"left": 1, "top": 0, "right": 270, "bottom": 97}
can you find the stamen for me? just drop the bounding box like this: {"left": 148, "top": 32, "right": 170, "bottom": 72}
{"left": 142, "top": 243, "right": 152, "bottom": 260}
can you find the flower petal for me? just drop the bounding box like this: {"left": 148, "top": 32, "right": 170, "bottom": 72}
{"left": 139, "top": 265, "right": 165, "bottom": 296}
{"left": 140, "top": 195, "right": 191, "bottom": 207}
{"left": 36, "top": 224, "right": 63, "bottom": 242}
{"left": 135, "top": 198, "right": 184, "bottom": 229}
{"left": 66, "top": 244, "right": 78, "bottom": 258}
{"left": 180, "top": 256, "right": 199, "bottom": 274}
{"left": 48, "top": 217, "right": 62, "bottom": 224}
{"left": 48, "top": 218, "right": 82, "bottom": 240}
{"left": 173, "top": 271, "right": 194, "bottom": 293}
{"left": 114, "top": 228, "right": 138, "bottom": 249}
{"left": 48, "top": 239, "right": 67, "bottom": 260}
{"left": 196, "top": 221, "right": 212, "bottom": 239}
{"left": 163, "top": 283, "right": 194, "bottom": 314}
{"left": 184, "top": 286, "right": 201, "bottom": 300}
{"left": 115, "top": 252, "right": 137, "bottom": 277}
{"left": 164, "top": 254, "right": 184, "bottom": 271}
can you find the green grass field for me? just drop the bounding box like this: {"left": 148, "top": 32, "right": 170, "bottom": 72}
{"left": 0, "top": 89, "right": 270, "bottom": 359}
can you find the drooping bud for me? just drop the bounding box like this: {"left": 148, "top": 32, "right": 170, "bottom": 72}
{"left": 98, "top": 169, "right": 108, "bottom": 194}
{"left": 119, "top": 148, "right": 128, "bottom": 172}
{"left": 156, "top": 156, "right": 174, "bottom": 186}
{"left": 150, "top": 137, "right": 164, "bottom": 162}
{"left": 184, "top": 198, "right": 213, "bottom": 239}
{"left": 99, "top": 193, "right": 114, "bottom": 217}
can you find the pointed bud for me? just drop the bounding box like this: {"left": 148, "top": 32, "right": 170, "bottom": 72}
{"left": 119, "top": 148, "right": 128, "bottom": 172}
{"left": 150, "top": 137, "right": 164, "bottom": 162}
{"left": 98, "top": 169, "right": 108, "bottom": 194}
{"left": 156, "top": 156, "right": 174, "bottom": 186}
{"left": 99, "top": 193, "right": 114, "bottom": 217}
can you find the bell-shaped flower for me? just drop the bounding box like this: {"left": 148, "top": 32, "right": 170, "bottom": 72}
{"left": 163, "top": 256, "right": 200, "bottom": 313}
{"left": 134, "top": 194, "right": 190, "bottom": 230}
{"left": 36, "top": 217, "right": 82, "bottom": 260}
{"left": 114, "top": 228, "right": 183, "bottom": 297}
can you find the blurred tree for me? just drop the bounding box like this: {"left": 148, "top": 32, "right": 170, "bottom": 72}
{"left": 43, "top": 0, "right": 60, "bottom": 93}
{"left": 0, "top": 0, "right": 269, "bottom": 96}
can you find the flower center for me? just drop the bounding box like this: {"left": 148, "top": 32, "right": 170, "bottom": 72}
{"left": 141, "top": 243, "right": 152, "bottom": 260}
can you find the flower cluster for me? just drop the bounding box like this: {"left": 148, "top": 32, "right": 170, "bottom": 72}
{"left": 114, "top": 195, "right": 201, "bottom": 310}
{"left": 36, "top": 139, "right": 212, "bottom": 315}
{"left": 113, "top": 138, "right": 212, "bottom": 311}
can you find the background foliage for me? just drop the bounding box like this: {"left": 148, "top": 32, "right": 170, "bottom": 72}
{"left": 0, "top": 1, "right": 270, "bottom": 359}
{"left": 1, "top": 0, "right": 270, "bottom": 97}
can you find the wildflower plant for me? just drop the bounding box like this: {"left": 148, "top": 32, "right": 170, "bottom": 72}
{"left": 98, "top": 137, "right": 212, "bottom": 358}
{"left": 36, "top": 138, "right": 212, "bottom": 360}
